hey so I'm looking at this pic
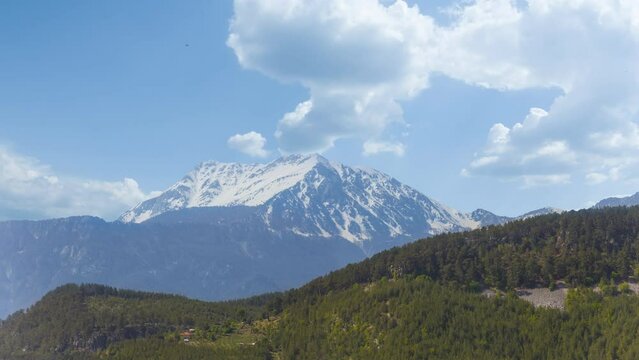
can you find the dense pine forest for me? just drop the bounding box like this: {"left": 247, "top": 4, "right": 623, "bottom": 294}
{"left": 4, "top": 207, "right": 639, "bottom": 359}
{"left": 290, "top": 206, "right": 639, "bottom": 300}
{"left": 276, "top": 276, "right": 639, "bottom": 359}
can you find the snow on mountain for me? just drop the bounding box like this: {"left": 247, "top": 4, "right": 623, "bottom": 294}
{"left": 120, "top": 154, "right": 479, "bottom": 250}
{"left": 470, "top": 209, "right": 511, "bottom": 226}
{"left": 466, "top": 207, "right": 565, "bottom": 228}
{"left": 119, "top": 155, "right": 320, "bottom": 223}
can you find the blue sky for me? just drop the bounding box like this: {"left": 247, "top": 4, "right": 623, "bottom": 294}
{"left": 1, "top": 0, "right": 638, "bottom": 220}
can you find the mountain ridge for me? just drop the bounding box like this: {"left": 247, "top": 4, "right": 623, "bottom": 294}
{"left": 0, "top": 154, "right": 565, "bottom": 319}
{"left": 120, "top": 154, "right": 564, "bottom": 249}
{"left": 594, "top": 192, "right": 639, "bottom": 209}
{"left": 0, "top": 212, "right": 365, "bottom": 319}
{"left": 119, "top": 154, "right": 481, "bottom": 250}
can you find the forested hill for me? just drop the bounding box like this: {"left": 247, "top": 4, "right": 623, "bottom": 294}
{"left": 5, "top": 206, "right": 639, "bottom": 359}
{"left": 284, "top": 206, "right": 639, "bottom": 303}
{"left": 0, "top": 284, "right": 275, "bottom": 359}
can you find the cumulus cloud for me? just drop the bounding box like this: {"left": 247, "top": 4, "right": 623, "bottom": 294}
{"left": 585, "top": 172, "right": 609, "bottom": 185}
{"left": 362, "top": 140, "right": 406, "bottom": 157}
{"left": 228, "top": 0, "right": 434, "bottom": 155}
{"left": 0, "top": 147, "right": 158, "bottom": 220}
{"left": 448, "top": 0, "right": 639, "bottom": 186}
{"left": 521, "top": 174, "right": 571, "bottom": 188}
{"left": 227, "top": 131, "right": 270, "bottom": 158}
{"left": 229, "top": 0, "right": 639, "bottom": 181}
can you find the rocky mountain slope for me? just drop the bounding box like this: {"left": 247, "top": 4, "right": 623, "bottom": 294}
{"left": 120, "top": 154, "right": 480, "bottom": 253}
{"left": 0, "top": 213, "right": 363, "bottom": 319}
{"left": 594, "top": 192, "right": 639, "bottom": 208}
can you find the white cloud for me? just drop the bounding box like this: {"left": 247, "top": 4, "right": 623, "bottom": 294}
{"left": 228, "top": 0, "right": 434, "bottom": 156}
{"left": 464, "top": 107, "right": 577, "bottom": 181}
{"left": 586, "top": 172, "right": 608, "bottom": 185}
{"left": 445, "top": 0, "right": 639, "bottom": 186}
{"left": 362, "top": 140, "right": 406, "bottom": 157}
{"left": 229, "top": 0, "right": 639, "bottom": 177}
{"left": 522, "top": 174, "right": 571, "bottom": 188}
{"left": 470, "top": 156, "right": 499, "bottom": 168}
{"left": 227, "top": 131, "right": 270, "bottom": 158}
{"left": 0, "top": 147, "right": 157, "bottom": 220}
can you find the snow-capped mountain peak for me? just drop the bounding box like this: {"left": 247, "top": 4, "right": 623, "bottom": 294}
{"left": 119, "top": 154, "right": 327, "bottom": 223}
{"left": 119, "top": 155, "right": 562, "bottom": 251}
{"left": 119, "top": 155, "right": 479, "bottom": 250}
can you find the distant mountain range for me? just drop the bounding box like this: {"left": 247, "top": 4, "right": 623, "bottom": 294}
{"left": 120, "top": 154, "right": 561, "bottom": 249}
{"left": 0, "top": 213, "right": 364, "bottom": 320}
{"left": 0, "top": 154, "right": 563, "bottom": 318}
{"left": 594, "top": 192, "right": 639, "bottom": 209}
{"left": 470, "top": 207, "right": 563, "bottom": 226}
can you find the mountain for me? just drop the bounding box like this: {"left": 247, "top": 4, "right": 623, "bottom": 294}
{"left": 1, "top": 154, "right": 488, "bottom": 319}
{"left": 120, "top": 154, "right": 561, "bottom": 248}
{"left": 515, "top": 207, "right": 564, "bottom": 220}
{"left": 120, "top": 154, "right": 479, "bottom": 253}
{"left": 0, "top": 154, "right": 562, "bottom": 320}
{"left": 594, "top": 192, "right": 639, "bottom": 208}
{"left": 469, "top": 208, "right": 511, "bottom": 226}
{"left": 0, "top": 214, "right": 363, "bottom": 319}
{"left": 6, "top": 206, "right": 639, "bottom": 359}
{"left": 469, "top": 207, "right": 563, "bottom": 226}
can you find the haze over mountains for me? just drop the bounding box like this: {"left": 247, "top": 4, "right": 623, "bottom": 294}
{"left": 0, "top": 154, "right": 564, "bottom": 318}
{"left": 594, "top": 192, "right": 639, "bottom": 209}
